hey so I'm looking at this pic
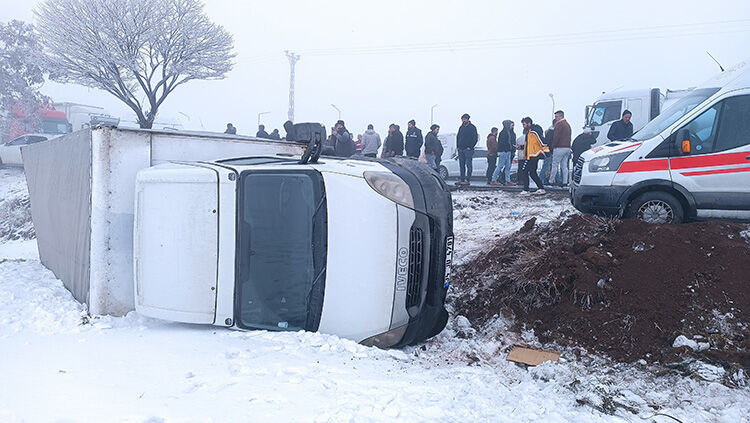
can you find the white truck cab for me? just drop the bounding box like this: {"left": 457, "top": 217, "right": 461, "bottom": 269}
{"left": 585, "top": 88, "right": 691, "bottom": 147}
{"left": 134, "top": 154, "right": 454, "bottom": 347}
{"left": 572, "top": 60, "right": 750, "bottom": 223}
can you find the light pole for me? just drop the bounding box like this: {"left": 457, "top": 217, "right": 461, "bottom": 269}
{"left": 548, "top": 93, "right": 555, "bottom": 115}
{"left": 330, "top": 104, "right": 341, "bottom": 121}
{"left": 257, "top": 111, "right": 270, "bottom": 126}
{"left": 430, "top": 104, "right": 438, "bottom": 125}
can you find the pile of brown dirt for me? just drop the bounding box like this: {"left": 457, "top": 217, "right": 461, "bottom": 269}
{"left": 453, "top": 214, "right": 750, "bottom": 367}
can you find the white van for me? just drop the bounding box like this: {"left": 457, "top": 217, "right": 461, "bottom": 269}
{"left": 133, "top": 155, "right": 454, "bottom": 347}
{"left": 571, "top": 60, "right": 750, "bottom": 223}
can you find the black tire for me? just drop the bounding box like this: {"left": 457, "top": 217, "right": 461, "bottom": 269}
{"left": 626, "top": 191, "right": 684, "bottom": 224}
{"left": 437, "top": 165, "right": 449, "bottom": 180}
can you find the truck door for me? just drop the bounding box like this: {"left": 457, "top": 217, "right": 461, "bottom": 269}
{"left": 134, "top": 164, "right": 219, "bottom": 323}
{"left": 588, "top": 100, "right": 622, "bottom": 146}
{"left": 669, "top": 94, "right": 750, "bottom": 213}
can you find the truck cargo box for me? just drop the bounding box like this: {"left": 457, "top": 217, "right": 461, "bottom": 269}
{"left": 22, "top": 126, "right": 303, "bottom": 315}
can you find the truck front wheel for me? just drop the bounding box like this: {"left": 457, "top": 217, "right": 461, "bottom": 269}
{"left": 626, "top": 191, "right": 684, "bottom": 224}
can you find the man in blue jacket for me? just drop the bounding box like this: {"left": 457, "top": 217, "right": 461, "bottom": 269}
{"left": 456, "top": 113, "right": 478, "bottom": 186}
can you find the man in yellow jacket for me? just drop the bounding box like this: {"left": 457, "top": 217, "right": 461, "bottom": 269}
{"left": 519, "top": 116, "right": 549, "bottom": 195}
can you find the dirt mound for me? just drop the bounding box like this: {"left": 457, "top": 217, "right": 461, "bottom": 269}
{"left": 454, "top": 214, "right": 750, "bottom": 367}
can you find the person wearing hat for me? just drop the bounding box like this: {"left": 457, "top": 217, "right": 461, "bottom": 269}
{"left": 572, "top": 128, "right": 597, "bottom": 164}
{"left": 404, "top": 119, "right": 423, "bottom": 159}
{"left": 424, "top": 124, "right": 443, "bottom": 169}
{"left": 455, "top": 113, "right": 478, "bottom": 185}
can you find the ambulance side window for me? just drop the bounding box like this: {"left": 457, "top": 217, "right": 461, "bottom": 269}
{"left": 680, "top": 103, "right": 721, "bottom": 155}
{"left": 713, "top": 95, "right": 750, "bottom": 153}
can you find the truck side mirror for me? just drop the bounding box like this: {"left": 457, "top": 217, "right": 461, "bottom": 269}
{"left": 675, "top": 129, "right": 691, "bottom": 155}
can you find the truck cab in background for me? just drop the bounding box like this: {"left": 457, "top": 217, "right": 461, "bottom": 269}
{"left": 585, "top": 88, "right": 692, "bottom": 147}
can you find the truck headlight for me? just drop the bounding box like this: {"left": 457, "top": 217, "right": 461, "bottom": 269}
{"left": 588, "top": 151, "right": 632, "bottom": 173}
{"left": 364, "top": 171, "right": 414, "bottom": 209}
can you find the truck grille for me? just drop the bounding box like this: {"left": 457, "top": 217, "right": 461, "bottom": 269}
{"left": 406, "top": 227, "right": 424, "bottom": 307}
{"left": 572, "top": 157, "right": 584, "bottom": 184}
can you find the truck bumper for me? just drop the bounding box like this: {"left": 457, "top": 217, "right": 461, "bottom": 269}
{"left": 374, "top": 157, "right": 453, "bottom": 346}
{"left": 570, "top": 183, "right": 628, "bottom": 217}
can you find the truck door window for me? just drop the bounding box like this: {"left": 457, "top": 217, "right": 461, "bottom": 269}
{"left": 236, "top": 170, "right": 327, "bottom": 332}
{"left": 681, "top": 103, "right": 721, "bottom": 154}
{"left": 713, "top": 95, "right": 750, "bottom": 152}
{"left": 588, "top": 101, "right": 622, "bottom": 127}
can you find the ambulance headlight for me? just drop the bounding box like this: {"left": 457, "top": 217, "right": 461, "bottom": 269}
{"left": 589, "top": 151, "right": 632, "bottom": 173}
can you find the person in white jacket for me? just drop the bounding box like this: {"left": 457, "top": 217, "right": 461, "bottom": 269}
{"left": 360, "top": 124, "right": 382, "bottom": 157}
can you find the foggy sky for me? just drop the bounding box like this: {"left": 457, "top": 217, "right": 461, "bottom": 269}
{"left": 2, "top": 0, "right": 750, "bottom": 139}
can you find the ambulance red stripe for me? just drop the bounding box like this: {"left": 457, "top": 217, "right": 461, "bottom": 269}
{"left": 618, "top": 151, "right": 750, "bottom": 173}
{"left": 618, "top": 159, "right": 669, "bottom": 173}
{"left": 680, "top": 166, "right": 750, "bottom": 177}
{"left": 670, "top": 151, "right": 749, "bottom": 170}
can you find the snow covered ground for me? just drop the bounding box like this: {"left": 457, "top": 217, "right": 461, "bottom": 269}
{"left": 1, "top": 169, "right": 748, "bottom": 422}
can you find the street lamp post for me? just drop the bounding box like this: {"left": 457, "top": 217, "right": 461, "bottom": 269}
{"left": 257, "top": 111, "right": 270, "bottom": 126}
{"left": 548, "top": 93, "right": 555, "bottom": 114}
{"left": 330, "top": 104, "right": 341, "bottom": 121}
{"left": 430, "top": 104, "right": 438, "bottom": 125}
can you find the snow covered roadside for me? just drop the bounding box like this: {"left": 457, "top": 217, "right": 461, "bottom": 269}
{"left": 1, "top": 170, "right": 748, "bottom": 422}
{"left": 1, "top": 256, "right": 622, "bottom": 423}
{"left": 451, "top": 190, "right": 575, "bottom": 265}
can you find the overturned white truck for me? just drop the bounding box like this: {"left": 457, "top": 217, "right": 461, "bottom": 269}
{"left": 23, "top": 127, "right": 304, "bottom": 316}
{"left": 23, "top": 125, "right": 454, "bottom": 347}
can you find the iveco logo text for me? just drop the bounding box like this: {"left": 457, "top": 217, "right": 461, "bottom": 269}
{"left": 396, "top": 247, "right": 408, "bottom": 291}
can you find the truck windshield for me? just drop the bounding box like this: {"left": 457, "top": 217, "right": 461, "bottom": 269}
{"left": 632, "top": 88, "right": 720, "bottom": 141}
{"left": 235, "top": 170, "right": 327, "bottom": 332}
{"left": 587, "top": 101, "right": 622, "bottom": 127}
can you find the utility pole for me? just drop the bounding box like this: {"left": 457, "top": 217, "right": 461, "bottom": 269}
{"left": 285, "top": 51, "right": 300, "bottom": 122}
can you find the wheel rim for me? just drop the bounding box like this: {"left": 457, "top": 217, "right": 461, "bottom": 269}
{"left": 439, "top": 167, "right": 448, "bottom": 179}
{"left": 636, "top": 200, "right": 674, "bottom": 224}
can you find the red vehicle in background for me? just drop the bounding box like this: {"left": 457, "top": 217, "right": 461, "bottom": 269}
{"left": 8, "top": 106, "right": 71, "bottom": 140}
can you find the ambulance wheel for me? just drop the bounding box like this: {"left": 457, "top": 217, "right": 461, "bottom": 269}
{"left": 627, "top": 191, "right": 684, "bottom": 224}
{"left": 437, "top": 165, "right": 448, "bottom": 180}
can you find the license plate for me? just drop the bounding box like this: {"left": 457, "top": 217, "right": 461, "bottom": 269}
{"left": 444, "top": 236, "right": 454, "bottom": 288}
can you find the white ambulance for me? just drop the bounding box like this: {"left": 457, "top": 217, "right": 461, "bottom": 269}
{"left": 571, "top": 60, "right": 750, "bottom": 223}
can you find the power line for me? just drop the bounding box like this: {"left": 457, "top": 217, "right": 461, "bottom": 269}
{"left": 243, "top": 19, "right": 750, "bottom": 64}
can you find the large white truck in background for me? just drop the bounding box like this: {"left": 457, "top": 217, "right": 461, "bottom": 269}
{"left": 584, "top": 88, "right": 693, "bottom": 147}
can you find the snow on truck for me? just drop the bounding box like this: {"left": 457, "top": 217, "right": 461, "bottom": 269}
{"left": 23, "top": 124, "right": 453, "bottom": 347}
{"left": 572, "top": 59, "right": 750, "bottom": 224}
{"left": 585, "top": 87, "right": 692, "bottom": 147}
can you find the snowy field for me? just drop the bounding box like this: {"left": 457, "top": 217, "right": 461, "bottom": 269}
{"left": 1, "top": 167, "right": 748, "bottom": 422}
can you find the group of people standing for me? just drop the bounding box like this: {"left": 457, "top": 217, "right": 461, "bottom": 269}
{"left": 468, "top": 111, "right": 572, "bottom": 194}
{"left": 226, "top": 107, "right": 637, "bottom": 196}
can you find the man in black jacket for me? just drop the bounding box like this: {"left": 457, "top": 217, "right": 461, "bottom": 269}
{"left": 424, "top": 124, "right": 443, "bottom": 169}
{"left": 572, "top": 129, "right": 597, "bottom": 164}
{"left": 256, "top": 124, "right": 269, "bottom": 138}
{"left": 607, "top": 110, "right": 634, "bottom": 141}
{"left": 456, "top": 113, "right": 478, "bottom": 185}
{"left": 404, "top": 119, "right": 423, "bottom": 158}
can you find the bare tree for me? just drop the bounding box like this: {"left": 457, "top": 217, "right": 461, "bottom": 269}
{"left": 0, "top": 20, "right": 48, "bottom": 141}
{"left": 35, "top": 0, "right": 234, "bottom": 129}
